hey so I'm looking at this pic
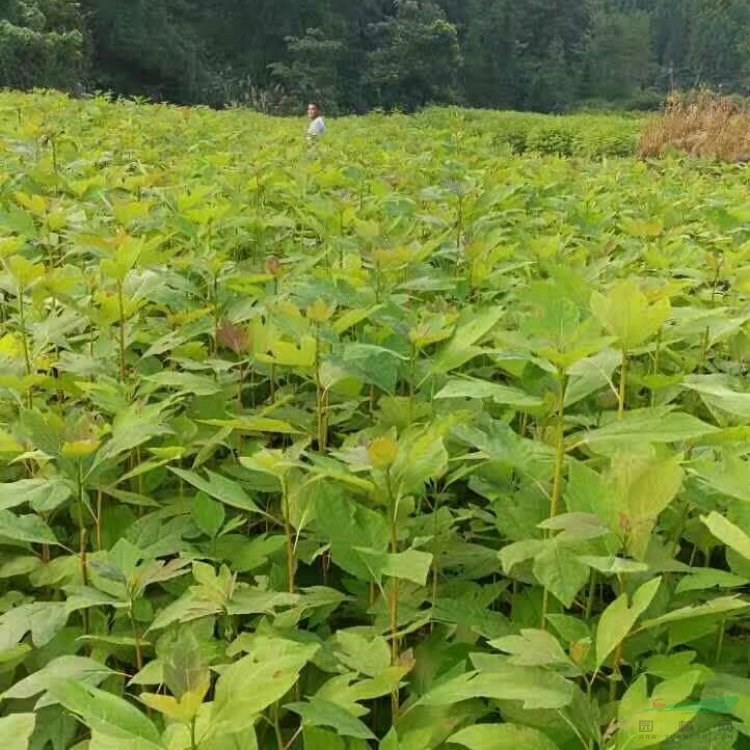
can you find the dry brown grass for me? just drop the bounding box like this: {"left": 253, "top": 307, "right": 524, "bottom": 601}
{"left": 638, "top": 91, "right": 750, "bottom": 162}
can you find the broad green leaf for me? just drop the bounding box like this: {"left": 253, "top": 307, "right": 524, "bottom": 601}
{"left": 210, "top": 641, "right": 319, "bottom": 735}
{"left": 199, "top": 727, "right": 258, "bottom": 750}
{"left": 533, "top": 541, "right": 590, "bottom": 608}
{"left": 330, "top": 631, "right": 391, "bottom": 677}
{"left": 701, "top": 512, "right": 750, "bottom": 560}
{"left": 591, "top": 280, "right": 670, "bottom": 350}
{"left": 3, "top": 655, "right": 112, "bottom": 703}
{"left": 640, "top": 597, "right": 750, "bottom": 631}
{"left": 95, "top": 402, "right": 172, "bottom": 465}
{"left": 693, "top": 457, "right": 750, "bottom": 503}
{"left": 683, "top": 375, "right": 750, "bottom": 419}
{"left": 46, "top": 681, "right": 163, "bottom": 747}
{"left": 225, "top": 587, "right": 299, "bottom": 617}
{"left": 140, "top": 689, "right": 204, "bottom": 723}
{"left": 17, "top": 409, "right": 62, "bottom": 458}
{"left": 392, "top": 429, "right": 448, "bottom": 495}
{"left": 303, "top": 727, "right": 347, "bottom": 750}
{"left": 255, "top": 335, "right": 316, "bottom": 368}
{"left": 332, "top": 305, "right": 384, "bottom": 336}
{"left": 143, "top": 372, "right": 222, "bottom": 396}
{"left": 314, "top": 493, "right": 389, "bottom": 581}
{"left": 578, "top": 556, "right": 649, "bottom": 574}
{"left": 170, "top": 467, "right": 261, "bottom": 514}
{"left": 162, "top": 628, "right": 210, "bottom": 699}
{"left": 623, "top": 456, "right": 684, "bottom": 559}
{"left": 546, "top": 615, "right": 591, "bottom": 644}
{"left": 538, "top": 512, "right": 610, "bottom": 541}
{"left": 489, "top": 629, "right": 574, "bottom": 670}
{"left": 596, "top": 577, "right": 661, "bottom": 669}
{"left": 675, "top": 568, "right": 749, "bottom": 594}
{"left": 433, "top": 308, "right": 504, "bottom": 373}
{"left": 87, "top": 731, "right": 168, "bottom": 750}
{"left": 379, "top": 729, "right": 400, "bottom": 750}
{"left": 419, "top": 663, "right": 574, "bottom": 710}
{"left": 0, "top": 478, "right": 71, "bottom": 512}
{"left": 499, "top": 539, "right": 546, "bottom": 573}
{"left": 434, "top": 378, "right": 542, "bottom": 408}
{"left": 455, "top": 421, "right": 553, "bottom": 474}
{"left": 582, "top": 408, "right": 716, "bottom": 450}
{"left": 448, "top": 724, "right": 559, "bottom": 750}
{"left": 336, "top": 344, "right": 405, "bottom": 394}
{"left": 331, "top": 666, "right": 409, "bottom": 704}
{"left": 0, "top": 602, "right": 67, "bottom": 649}
{"left": 286, "top": 697, "right": 376, "bottom": 740}
{"left": 192, "top": 492, "right": 225, "bottom": 538}
{"left": 129, "top": 659, "right": 164, "bottom": 687}
{"left": 64, "top": 585, "right": 127, "bottom": 613}
{"left": 565, "top": 348, "right": 620, "bottom": 406}
{"left": 353, "top": 548, "right": 433, "bottom": 586}
{"left": 0, "top": 510, "right": 60, "bottom": 546}
{"left": 200, "top": 417, "right": 300, "bottom": 435}
{"left": 0, "top": 713, "right": 35, "bottom": 749}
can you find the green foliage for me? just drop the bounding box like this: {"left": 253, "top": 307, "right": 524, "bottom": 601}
{"left": 0, "top": 91, "right": 747, "bottom": 749}
{"left": 364, "top": 1, "right": 462, "bottom": 111}
{"left": 269, "top": 28, "right": 345, "bottom": 114}
{"left": 6, "top": 0, "right": 750, "bottom": 113}
{"left": 0, "top": 0, "right": 84, "bottom": 90}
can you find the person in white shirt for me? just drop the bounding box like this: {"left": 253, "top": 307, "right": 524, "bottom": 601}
{"left": 306, "top": 102, "right": 326, "bottom": 140}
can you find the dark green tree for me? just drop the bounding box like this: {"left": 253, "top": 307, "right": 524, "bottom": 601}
{"left": 269, "top": 28, "right": 345, "bottom": 114}
{"left": 82, "top": 0, "right": 211, "bottom": 103}
{"left": 461, "top": 0, "right": 521, "bottom": 109}
{"left": 365, "top": 0, "right": 462, "bottom": 111}
{"left": 0, "top": 0, "right": 85, "bottom": 90}
{"left": 582, "top": 6, "right": 654, "bottom": 101}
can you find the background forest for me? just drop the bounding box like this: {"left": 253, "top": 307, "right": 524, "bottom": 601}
{"left": 3, "top": 0, "right": 750, "bottom": 114}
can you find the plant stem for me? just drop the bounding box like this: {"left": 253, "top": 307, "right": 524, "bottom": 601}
{"left": 282, "top": 481, "right": 295, "bottom": 593}
{"left": 618, "top": 351, "right": 628, "bottom": 418}
{"left": 190, "top": 717, "right": 198, "bottom": 750}
{"left": 129, "top": 606, "right": 144, "bottom": 672}
{"left": 314, "top": 326, "right": 326, "bottom": 451}
{"left": 715, "top": 619, "right": 726, "bottom": 665}
{"left": 273, "top": 702, "right": 284, "bottom": 750}
{"left": 212, "top": 272, "right": 219, "bottom": 355}
{"left": 385, "top": 468, "right": 400, "bottom": 718}
{"left": 408, "top": 342, "right": 416, "bottom": 424}
{"left": 609, "top": 642, "right": 623, "bottom": 701}
{"left": 542, "top": 372, "right": 567, "bottom": 631}
{"left": 429, "top": 488, "right": 440, "bottom": 631}
{"left": 18, "top": 285, "right": 33, "bottom": 408}
{"left": 95, "top": 489, "right": 103, "bottom": 550}
{"left": 651, "top": 328, "right": 662, "bottom": 407}
{"left": 117, "top": 281, "right": 126, "bottom": 382}
{"left": 550, "top": 373, "right": 568, "bottom": 519}
{"left": 283, "top": 726, "right": 303, "bottom": 750}
{"left": 237, "top": 362, "right": 246, "bottom": 456}
{"left": 76, "top": 461, "right": 89, "bottom": 595}
{"left": 585, "top": 571, "right": 597, "bottom": 622}
{"left": 237, "top": 362, "right": 245, "bottom": 413}
{"left": 609, "top": 574, "right": 625, "bottom": 700}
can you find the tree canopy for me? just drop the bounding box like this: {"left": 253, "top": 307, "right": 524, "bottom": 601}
{"left": 3, "top": 0, "right": 750, "bottom": 112}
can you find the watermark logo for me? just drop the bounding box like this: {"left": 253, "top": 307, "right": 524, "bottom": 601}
{"left": 627, "top": 694, "right": 739, "bottom": 744}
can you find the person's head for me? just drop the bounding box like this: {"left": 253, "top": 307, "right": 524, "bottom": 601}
{"left": 307, "top": 102, "right": 321, "bottom": 120}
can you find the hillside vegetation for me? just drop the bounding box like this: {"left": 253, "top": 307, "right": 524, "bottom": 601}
{"left": 4, "top": 0, "right": 750, "bottom": 112}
